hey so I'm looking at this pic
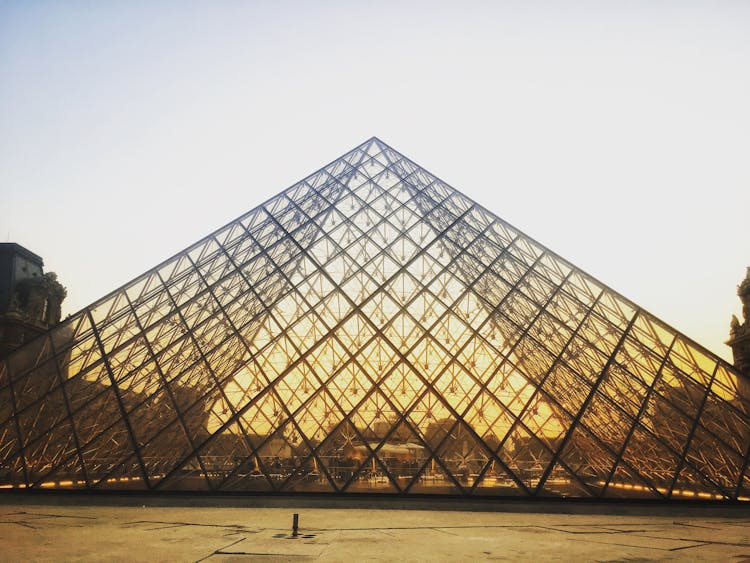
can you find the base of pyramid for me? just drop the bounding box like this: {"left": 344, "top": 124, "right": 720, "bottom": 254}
{"left": 3, "top": 490, "right": 750, "bottom": 517}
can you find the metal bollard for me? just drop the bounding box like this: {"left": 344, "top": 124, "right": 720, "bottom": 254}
{"left": 292, "top": 513, "right": 299, "bottom": 537}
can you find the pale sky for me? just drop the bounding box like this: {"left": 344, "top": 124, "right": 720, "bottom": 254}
{"left": 1, "top": 1, "right": 748, "bottom": 362}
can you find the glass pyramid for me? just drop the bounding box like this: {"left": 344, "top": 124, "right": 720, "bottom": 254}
{"left": 2, "top": 137, "right": 750, "bottom": 500}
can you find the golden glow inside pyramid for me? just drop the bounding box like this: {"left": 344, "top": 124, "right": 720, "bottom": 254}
{"left": 2, "top": 137, "right": 750, "bottom": 500}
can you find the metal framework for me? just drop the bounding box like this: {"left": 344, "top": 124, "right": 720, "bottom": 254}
{"left": 2, "top": 137, "right": 750, "bottom": 500}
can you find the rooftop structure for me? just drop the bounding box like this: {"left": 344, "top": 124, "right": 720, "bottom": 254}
{"left": 1, "top": 138, "right": 748, "bottom": 500}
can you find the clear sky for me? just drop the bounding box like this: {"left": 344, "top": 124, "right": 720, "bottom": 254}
{"left": 1, "top": 1, "right": 748, "bottom": 362}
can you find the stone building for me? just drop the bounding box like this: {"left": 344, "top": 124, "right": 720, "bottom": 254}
{"left": 0, "top": 243, "right": 67, "bottom": 357}
{"left": 728, "top": 267, "right": 750, "bottom": 378}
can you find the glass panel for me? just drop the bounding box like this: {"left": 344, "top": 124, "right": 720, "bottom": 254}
{"left": 93, "top": 454, "right": 147, "bottom": 490}
{"left": 556, "top": 425, "right": 615, "bottom": 496}
{"left": 538, "top": 462, "right": 594, "bottom": 498}
{"left": 140, "top": 416, "right": 198, "bottom": 489}
{"left": 207, "top": 422, "right": 273, "bottom": 492}
{"left": 604, "top": 463, "right": 662, "bottom": 499}
{"left": 344, "top": 454, "right": 400, "bottom": 494}
{"left": 24, "top": 417, "right": 78, "bottom": 484}
{"left": 499, "top": 424, "right": 551, "bottom": 493}
{"left": 31, "top": 455, "right": 87, "bottom": 491}
{"left": 0, "top": 420, "right": 21, "bottom": 472}
{"left": 683, "top": 426, "right": 742, "bottom": 496}
{"left": 621, "top": 425, "right": 681, "bottom": 493}
{"left": 672, "top": 464, "right": 730, "bottom": 501}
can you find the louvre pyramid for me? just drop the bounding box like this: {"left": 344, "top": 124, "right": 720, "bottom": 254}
{"left": 2, "top": 137, "right": 750, "bottom": 500}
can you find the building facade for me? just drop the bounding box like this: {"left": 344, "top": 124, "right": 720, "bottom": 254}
{"left": 728, "top": 268, "right": 750, "bottom": 380}
{"left": 0, "top": 243, "right": 66, "bottom": 357}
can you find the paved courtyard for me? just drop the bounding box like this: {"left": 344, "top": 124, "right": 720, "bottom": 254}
{"left": 3, "top": 497, "right": 750, "bottom": 561}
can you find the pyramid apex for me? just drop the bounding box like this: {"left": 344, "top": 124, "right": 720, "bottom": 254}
{"left": 362, "top": 135, "right": 391, "bottom": 148}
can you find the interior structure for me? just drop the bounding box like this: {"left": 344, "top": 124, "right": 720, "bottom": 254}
{"left": 2, "top": 137, "right": 749, "bottom": 500}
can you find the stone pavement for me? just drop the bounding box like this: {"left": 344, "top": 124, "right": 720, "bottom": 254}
{"left": 2, "top": 498, "right": 750, "bottom": 561}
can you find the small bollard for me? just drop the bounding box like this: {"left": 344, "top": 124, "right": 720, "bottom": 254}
{"left": 292, "top": 513, "right": 299, "bottom": 537}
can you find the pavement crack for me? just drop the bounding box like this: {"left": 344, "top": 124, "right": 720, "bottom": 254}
{"left": 433, "top": 527, "right": 461, "bottom": 536}
{"left": 669, "top": 541, "right": 709, "bottom": 551}
{"left": 5, "top": 520, "right": 37, "bottom": 529}
{"left": 125, "top": 519, "right": 250, "bottom": 531}
{"left": 147, "top": 524, "right": 189, "bottom": 531}
{"left": 672, "top": 521, "right": 721, "bottom": 530}
{"left": 636, "top": 534, "right": 750, "bottom": 549}
{"left": 218, "top": 552, "right": 312, "bottom": 558}
{"left": 13, "top": 511, "right": 96, "bottom": 520}
{"left": 194, "top": 537, "right": 247, "bottom": 562}
{"left": 567, "top": 537, "right": 670, "bottom": 552}
{"left": 536, "top": 526, "right": 625, "bottom": 535}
